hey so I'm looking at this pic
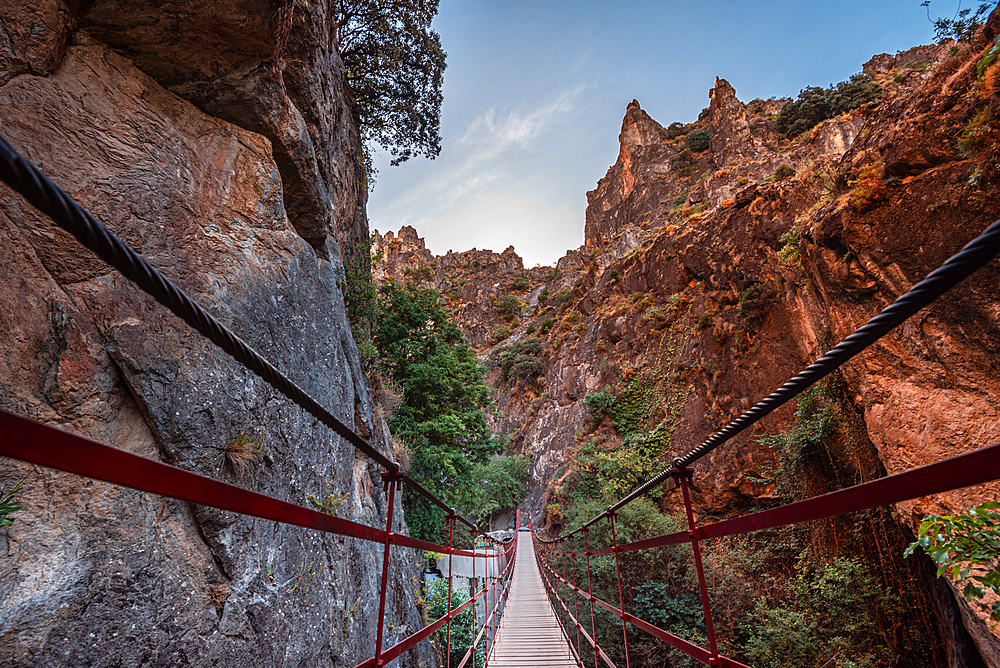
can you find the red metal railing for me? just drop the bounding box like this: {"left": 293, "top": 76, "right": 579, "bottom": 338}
{"left": 2, "top": 134, "right": 1000, "bottom": 667}
{"left": 0, "top": 134, "right": 520, "bottom": 667}
{"left": 531, "top": 444, "right": 1000, "bottom": 667}
{"left": 0, "top": 409, "right": 515, "bottom": 668}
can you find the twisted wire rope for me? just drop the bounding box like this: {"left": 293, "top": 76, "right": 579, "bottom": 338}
{"left": 0, "top": 134, "right": 474, "bottom": 530}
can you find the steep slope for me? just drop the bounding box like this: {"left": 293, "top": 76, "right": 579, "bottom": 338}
{"left": 375, "top": 35, "right": 1000, "bottom": 666}
{"left": 0, "top": 3, "right": 428, "bottom": 667}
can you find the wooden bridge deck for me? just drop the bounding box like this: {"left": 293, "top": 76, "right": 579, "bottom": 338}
{"left": 488, "top": 530, "right": 578, "bottom": 667}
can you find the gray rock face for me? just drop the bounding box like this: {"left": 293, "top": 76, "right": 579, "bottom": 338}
{"left": 0, "top": 7, "right": 431, "bottom": 668}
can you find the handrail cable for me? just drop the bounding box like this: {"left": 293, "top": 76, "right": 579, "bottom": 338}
{"left": 0, "top": 132, "right": 517, "bottom": 667}
{"left": 544, "top": 216, "right": 1000, "bottom": 540}
{"left": 3, "top": 134, "right": 1000, "bottom": 668}
{"left": 0, "top": 134, "right": 481, "bottom": 532}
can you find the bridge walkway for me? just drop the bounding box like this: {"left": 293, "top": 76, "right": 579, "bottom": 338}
{"left": 488, "top": 529, "right": 578, "bottom": 668}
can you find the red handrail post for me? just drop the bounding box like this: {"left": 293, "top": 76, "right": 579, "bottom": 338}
{"left": 673, "top": 467, "right": 720, "bottom": 666}
{"left": 608, "top": 510, "right": 631, "bottom": 668}
{"left": 446, "top": 510, "right": 457, "bottom": 668}
{"left": 471, "top": 526, "right": 478, "bottom": 668}
{"left": 558, "top": 539, "right": 568, "bottom": 636}
{"left": 374, "top": 471, "right": 402, "bottom": 667}
{"left": 570, "top": 534, "right": 582, "bottom": 662}
{"left": 583, "top": 527, "right": 599, "bottom": 668}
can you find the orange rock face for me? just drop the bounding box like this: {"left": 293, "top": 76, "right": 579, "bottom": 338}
{"left": 374, "top": 27, "right": 1000, "bottom": 667}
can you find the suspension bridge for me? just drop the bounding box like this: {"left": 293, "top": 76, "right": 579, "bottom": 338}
{"left": 1, "top": 133, "right": 1000, "bottom": 667}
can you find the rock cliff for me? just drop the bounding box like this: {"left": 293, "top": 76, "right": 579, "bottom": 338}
{"left": 0, "top": 2, "right": 429, "bottom": 667}
{"left": 374, "top": 36, "right": 1000, "bottom": 666}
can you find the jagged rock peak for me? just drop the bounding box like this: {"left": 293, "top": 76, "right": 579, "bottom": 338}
{"left": 619, "top": 99, "right": 670, "bottom": 147}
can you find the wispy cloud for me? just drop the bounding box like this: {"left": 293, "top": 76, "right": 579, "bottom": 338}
{"left": 460, "top": 88, "right": 582, "bottom": 156}
{"left": 379, "top": 87, "right": 584, "bottom": 214}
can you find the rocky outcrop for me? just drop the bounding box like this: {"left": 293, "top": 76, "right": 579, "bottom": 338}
{"left": 513, "top": 38, "right": 999, "bottom": 664}
{"left": 379, "top": 33, "right": 1000, "bottom": 665}
{"left": 0, "top": 3, "right": 429, "bottom": 668}
{"left": 372, "top": 227, "right": 549, "bottom": 348}
{"left": 77, "top": 0, "right": 368, "bottom": 257}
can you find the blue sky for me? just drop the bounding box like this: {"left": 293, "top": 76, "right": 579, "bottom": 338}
{"left": 367, "top": 0, "right": 944, "bottom": 267}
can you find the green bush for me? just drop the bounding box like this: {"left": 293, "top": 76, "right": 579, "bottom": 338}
{"left": 494, "top": 294, "right": 523, "bottom": 319}
{"left": 744, "top": 558, "right": 890, "bottom": 668}
{"left": 905, "top": 500, "right": 1000, "bottom": 621}
{"left": 424, "top": 578, "right": 477, "bottom": 666}
{"left": 538, "top": 317, "right": 555, "bottom": 334}
{"left": 776, "top": 73, "right": 882, "bottom": 137}
{"left": 511, "top": 276, "right": 530, "bottom": 291}
{"left": 491, "top": 324, "right": 512, "bottom": 343}
{"left": 491, "top": 338, "right": 544, "bottom": 381}
{"left": 583, "top": 389, "right": 615, "bottom": 420}
{"left": 683, "top": 129, "right": 711, "bottom": 152}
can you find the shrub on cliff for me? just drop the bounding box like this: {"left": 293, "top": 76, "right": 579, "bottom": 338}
{"left": 336, "top": 0, "right": 446, "bottom": 167}
{"left": 490, "top": 338, "right": 543, "bottom": 382}
{"left": 682, "top": 128, "right": 711, "bottom": 152}
{"left": 923, "top": 0, "right": 993, "bottom": 43}
{"left": 776, "top": 74, "right": 882, "bottom": 137}
{"left": 494, "top": 294, "right": 523, "bottom": 320}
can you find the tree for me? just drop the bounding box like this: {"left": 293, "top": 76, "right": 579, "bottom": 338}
{"left": 335, "top": 0, "right": 446, "bottom": 167}
{"left": 466, "top": 455, "right": 530, "bottom": 524}
{"left": 921, "top": 1, "right": 994, "bottom": 43}
{"left": 374, "top": 280, "right": 500, "bottom": 540}
{"left": 776, "top": 74, "right": 882, "bottom": 137}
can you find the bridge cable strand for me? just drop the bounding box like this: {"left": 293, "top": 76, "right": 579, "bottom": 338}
{"left": 559, "top": 216, "right": 1000, "bottom": 535}
{"left": 0, "top": 133, "right": 478, "bottom": 531}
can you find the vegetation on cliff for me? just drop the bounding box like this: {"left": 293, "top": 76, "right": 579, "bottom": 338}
{"left": 776, "top": 73, "right": 882, "bottom": 137}
{"left": 373, "top": 279, "right": 527, "bottom": 539}
{"left": 336, "top": 0, "right": 446, "bottom": 167}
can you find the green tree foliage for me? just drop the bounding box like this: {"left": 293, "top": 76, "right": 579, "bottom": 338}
{"left": 374, "top": 280, "right": 500, "bottom": 540}
{"left": 336, "top": 1, "right": 446, "bottom": 166}
{"left": 424, "top": 577, "right": 478, "bottom": 666}
{"left": 489, "top": 337, "right": 544, "bottom": 382}
{"left": 776, "top": 74, "right": 882, "bottom": 137}
{"left": 465, "top": 455, "right": 530, "bottom": 523}
{"left": 922, "top": 1, "right": 993, "bottom": 43}
{"left": 744, "top": 558, "right": 893, "bottom": 668}
{"left": 682, "top": 128, "right": 711, "bottom": 152}
{"left": 342, "top": 238, "right": 379, "bottom": 363}
{"left": 905, "top": 501, "right": 1000, "bottom": 622}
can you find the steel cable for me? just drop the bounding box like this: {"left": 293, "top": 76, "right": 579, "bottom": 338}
{"left": 0, "top": 134, "right": 478, "bottom": 530}
{"left": 559, "top": 217, "right": 1000, "bottom": 535}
